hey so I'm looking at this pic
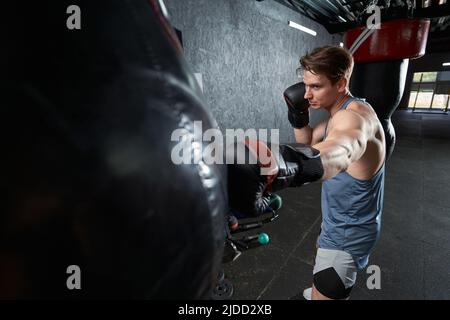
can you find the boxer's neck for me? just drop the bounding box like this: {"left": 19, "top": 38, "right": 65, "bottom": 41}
{"left": 329, "top": 91, "right": 352, "bottom": 117}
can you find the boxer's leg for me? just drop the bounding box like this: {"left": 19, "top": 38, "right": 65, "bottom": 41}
{"left": 311, "top": 248, "right": 357, "bottom": 300}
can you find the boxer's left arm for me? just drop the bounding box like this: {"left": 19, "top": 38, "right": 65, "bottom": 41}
{"left": 228, "top": 110, "right": 369, "bottom": 213}
{"left": 270, "top": 109, "right": 370, "bottom": 190}
{"left": 312, "top": 109, "right": 368, "bottom": 180}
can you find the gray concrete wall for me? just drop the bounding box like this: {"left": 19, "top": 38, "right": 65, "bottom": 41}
{"left": 164, "top": 0, "right": 341, "bottom": 142}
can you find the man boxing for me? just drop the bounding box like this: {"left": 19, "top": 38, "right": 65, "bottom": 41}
{"left": 229, "top": 45, "right": 386, "bottom": 300}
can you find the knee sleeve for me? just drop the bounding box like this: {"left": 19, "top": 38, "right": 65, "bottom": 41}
{"left": 313, "top": 267, "right": 354, "bottom": 300}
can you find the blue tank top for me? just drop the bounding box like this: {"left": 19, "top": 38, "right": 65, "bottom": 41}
{"left": 319, "top": 97, "right": 385, "bottom": 270}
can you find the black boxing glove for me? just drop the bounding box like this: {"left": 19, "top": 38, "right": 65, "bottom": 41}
{"left": 283, "top": 82, "right": 310, "bottom": 129}
{"left": 227, "top": 141, "right": 324, "bottom": 216}
{"left": 227, "top": 140, "right": 278, "bottom": 217}
{"left": 271, "top": 143, "right": 324, "bottom": 191}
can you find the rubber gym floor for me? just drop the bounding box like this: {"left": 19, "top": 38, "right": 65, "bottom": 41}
{"left": 224, "top": 109, "right": 450, "bottom": 300}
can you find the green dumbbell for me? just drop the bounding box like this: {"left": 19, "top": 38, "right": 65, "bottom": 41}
{"left": 258, "top": 233, "right": 270, "bottom": 245}
{"left": 268, "top": 193, "right": 282, "bottom": 211}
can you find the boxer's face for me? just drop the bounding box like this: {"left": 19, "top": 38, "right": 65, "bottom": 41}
{"left": 303, "top": 70, "right": 345, "bottom": 111}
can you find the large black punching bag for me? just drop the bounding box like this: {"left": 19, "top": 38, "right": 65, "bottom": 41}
{"left": 1, "top": 0, "right": 226, "bottom": 299}
{"left": 350, "top": 59, "right": 409, "bottom": 161}
{"left": 345, "top": 18, "right": 429, "bottom": 161}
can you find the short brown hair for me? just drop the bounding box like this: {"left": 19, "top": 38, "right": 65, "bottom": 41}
{"left": 299, "top": 46, "right": 354, "bottom": 85}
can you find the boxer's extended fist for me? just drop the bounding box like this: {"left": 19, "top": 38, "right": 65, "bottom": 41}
{"left": 227, "top": 140, "right": 324, "bottom": 217}
{"left": 227, "top": 140, "right": 277, "bottom": 217}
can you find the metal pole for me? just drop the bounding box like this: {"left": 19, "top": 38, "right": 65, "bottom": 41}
{"left": 413, "top": 73, "right": 423, "bottom": 111}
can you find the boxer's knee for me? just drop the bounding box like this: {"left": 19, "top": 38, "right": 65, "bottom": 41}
{"left": 312, "top": 248, "right": 357, "bottom": 300}
{"left": 313, "top": 267, "right": 353, "bottom": 299}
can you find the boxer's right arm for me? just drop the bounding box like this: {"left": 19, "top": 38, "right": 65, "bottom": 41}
{"left": 293, "top": 127, "right": 312, "bottom": 145}
{"left": 294, "top": 119, "right": 327, "bottom": 145}
{"left": 311, "top": 121, "right": 327, "bottom": 145}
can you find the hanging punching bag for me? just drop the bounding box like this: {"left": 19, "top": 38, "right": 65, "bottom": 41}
{"left": 1, "top": 0, "right": 227, "bottom": 299}
{"left": 345, "top": 18, "right": 430, "bottom": 161}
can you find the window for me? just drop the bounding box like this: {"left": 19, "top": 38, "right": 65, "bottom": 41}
{"left": 408, "top": 71, "right": 450, "bottom": 112}
{"left": 419, "top": 72, "right": 437, "bottom": 82}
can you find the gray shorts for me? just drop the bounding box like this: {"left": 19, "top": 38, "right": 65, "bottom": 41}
{"left": 313, "top": 248, "right": 357, "bottom": 299}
